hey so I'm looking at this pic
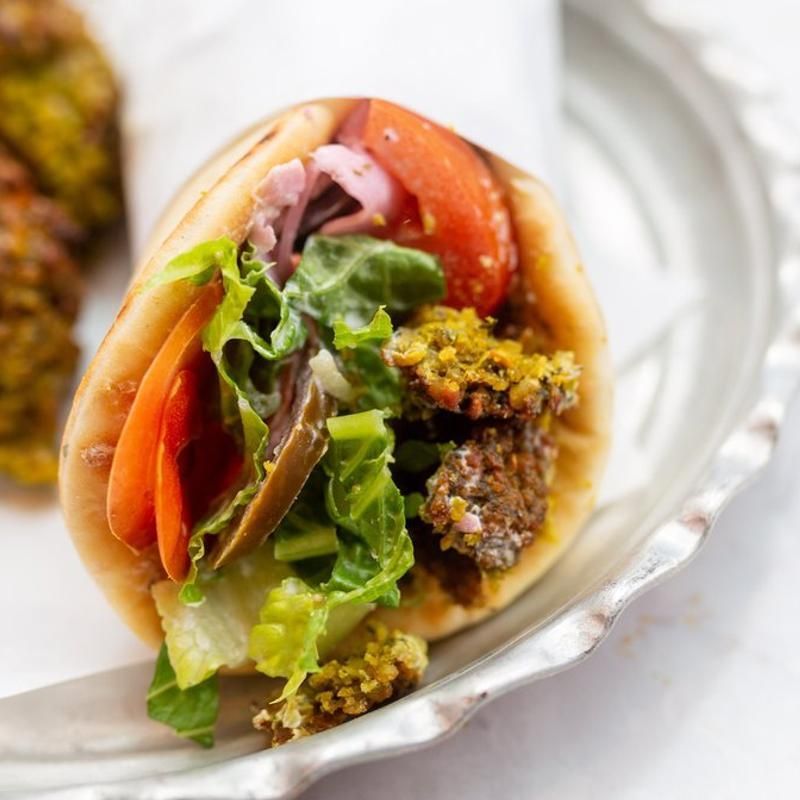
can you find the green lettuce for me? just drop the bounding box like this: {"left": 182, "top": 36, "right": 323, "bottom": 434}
{"left": 323, "top": 411, "right": 409, "bottom": 579}
{"left": 331, "top": 305, "right": 402, "bottom": 414}
{"left": 248, "top": 577, "right": 329, "bottom": 698}
{"left": 153, "top": 545, "right": 293, "bottom": 689}
{"left": 325, "top": 536, "right": 400, "bottom": 607}
{"left": 146, "top": 238, "right": 306, "bottom": 603}
{"left": 340, "top": 344, "right": 403, "bottom": 414}
{"left": 249, "top": 410, "right": 413, "bottom": 696}
{"left": 333, "top": 306, "right": 392, "bottom": 349}
{"left": 286, "top": 234, "right": 444, "bottom": 328}
{"left": 146, "top": 644, "right": 219, "bottom": 748}
{"left": 273, "top": 472, "right": 339, "bottom": 562}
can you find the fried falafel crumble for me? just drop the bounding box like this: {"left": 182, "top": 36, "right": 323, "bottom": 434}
{"left": 253, "top": 622, "right": 427, "bottom": 745}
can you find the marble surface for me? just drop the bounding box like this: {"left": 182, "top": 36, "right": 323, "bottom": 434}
{"left": 301, "top": 3, "right": 800, "bottom": 798}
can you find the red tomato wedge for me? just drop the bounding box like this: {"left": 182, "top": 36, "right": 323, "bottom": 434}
{"left": 360, "top": 99, "right": 515, "bottom": 316}
{"left": 186, "top": 420, "right": 243, "bottom": 522}
{"left": 155, "top": 369, "right": 199, "bottom": 581}
{"left": 106, "top": 281, "right": 222, "bottom": 551}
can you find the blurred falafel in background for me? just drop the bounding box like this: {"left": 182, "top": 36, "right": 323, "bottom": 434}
{"left": 0, "top": 147, "right": 81, "bottom": 483}
{"left": 0, "top": 0, "right": 122, "bottom": 229}
{"left": 0, "top": 0, "right": 123, "bottom": 485}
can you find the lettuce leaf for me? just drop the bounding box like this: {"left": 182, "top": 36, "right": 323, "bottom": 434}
{"left": 332, "top": 306, "right": 401, "bottom": 415}
{"left": 324, "top": 411, "right": 406, "bottom": 572}
{"left": 153, "top": 537, "right": 370, "bottom": 721}
{"left": 248, "top": 577, "right": 329, "bottom": 699}
{"left": 292, "top": 235, "right": 442, "bottom": 416}
{"left": 273, "top": 471, "right": 339, "bottom": 562}
{"left": 146, "top": 644, "right": 219, "bottom": 748}
{"left": 206, "top": 245, "right": 306, "bottom": 363}
{"left": 247, "top": 578, "right": 374, "bottom": 701}
{"left": 340, "top": 343, "right": 403, "bottom": 414}
{"left": 286, "top": 234, "right": 444, "bottom": 328}
{"left": 249, "top": 410, "right": 413, "bottom": 695}
{"left": 325, "top": 536, "right": 400, "bottom": 607}
{"left": 322, "top": 411, "right": 413, "bottom": 608}
{"left": 144, "top": 239, "right": 227, "bottom": 290}
{"left": 333, "top": 306, "right": 392, "bottom": 349}
{"left": 153, "top": 545, "right": 293, "bottom": 689}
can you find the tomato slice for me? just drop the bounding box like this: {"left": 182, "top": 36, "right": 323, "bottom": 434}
{"left": 359, "top": 99, "right": 515, "bottom": 316}
{"left": 155, "top": 369, "right": 199, "bottom": 582}
{"left": 185, "top": 419, "right": 243, "bottom": 523}
{"left": 106, "top": 281, "right": 222, "bottom": 551}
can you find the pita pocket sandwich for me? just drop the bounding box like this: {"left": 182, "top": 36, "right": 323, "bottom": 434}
{"left": 61, "top": 98, "right": 611, "bottom": 746}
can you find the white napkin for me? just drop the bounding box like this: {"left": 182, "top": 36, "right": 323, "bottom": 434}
{"left": 81, "top": 0, "right": 563, "bottom": 256}
{"left": 1, "top": 0, "right": 563, "bottom": 699}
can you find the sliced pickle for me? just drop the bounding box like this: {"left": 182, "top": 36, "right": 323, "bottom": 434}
{"left": 209, "top": 371, "right": 335, "bottom": 568}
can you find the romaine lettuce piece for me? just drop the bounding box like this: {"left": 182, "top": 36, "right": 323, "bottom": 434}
{"left": 333, "top": 306, "right": 392, "bottom": 349}
{"left": 248, "top": 577, "right": 329, "bottom": 699}
{"left": 274, "top": 525, "right": 339, "bottom": 563}
{"left": 326, "top": 536, "right": 400, "bottom": 608}
{"left": 323, "top": 410, "right": 414, "bottom": 607}
{"left": 286, "top": 234, "right": 444, "bottom": 328}
{"left": 340, "top": 343, "right": 403, "bottom": 414}
{"left": 153, "top": 546, "right": 293, "bottom": 689}
{"left": 146, "top": 644, "right": 219, "bottom": 748}
{"left": 249, "top": 410, "right": 413, "bottom": 696}
{"left": 331, "top": 306, "right": 402, "bottom": 415}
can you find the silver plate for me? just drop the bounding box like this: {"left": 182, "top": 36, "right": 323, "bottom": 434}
{"left": 4, "top": 0, "right": 800, "bottom": 796}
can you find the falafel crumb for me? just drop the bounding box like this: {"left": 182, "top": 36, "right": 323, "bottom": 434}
{"left": 253, "top": 622, "right": 428, "bottom": 746}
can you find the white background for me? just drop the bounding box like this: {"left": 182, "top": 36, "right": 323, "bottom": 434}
{"left": 302, "top": 3, "right": 800, "bottom": 799}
